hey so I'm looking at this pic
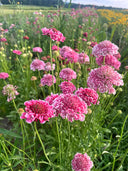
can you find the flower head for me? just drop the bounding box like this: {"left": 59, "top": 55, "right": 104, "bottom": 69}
{"left": 78, "top": 52, "right": 89, "bottom": 64}
{"left": 2, "top": 84, "right": 19, "bottom": 102}
{"left": 13, "top": 50, "right": 22, "bottom": 55}
{"left": 52, "top": 94, "right": 88, "bottom": 122}
{"left": 41, "top": 74, "right": 56, "bottom": 86}
{"left": 20, "top": 100, "right": 55, "bottom": 124}
{"left": 33, "top": 47, "right": 43, "bottom": 53}
{"left": 0, "top": 38, "right": 7, "bottom": 42}
{"left": 59, "top": 68, "right": 77, "bottom": 81}
{"left": 0, "top": 72, "right": 9, "bottom": 79}
{"left": 59, "top": 81, "right": 76, "bottom": 94}
{"left": 30, "top": 59, "right": 45, "bottom": 71}
{"left": 45, "top": 93, "right": 59, "bottom": 105}
{"left": 45, "top": 62, "right": 55, "bottom": 71}
{"left": 72, "top": 153, "right": 93, "bottom": 171}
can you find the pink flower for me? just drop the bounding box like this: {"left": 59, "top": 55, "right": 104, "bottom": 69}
{"left": 60, "top": 46, "right": 78, "bottom": 63}
{"left": 59, "top": 68, "right": 77, "bottom": 81}
{"left": 52, "top": 94, "right": 88, "bottom": 122}
{"left": 33, "top": 47, "right": 43, "bottom": 53}
{"left": 45, "top": 93, "right": 59, "bottom": 105}
{"left": 52, "top": 45, "right": 61, "bottom": 51}
{"left": 2, "top": 84, "right": 19, "bottom": 102}
{"left": 114, "top": 52, "right": 121, "bottom": 59}
{"left": 59, "top": 81, "right": 76, "bottom": 94}
{"left": 20, "top": 100, "right": 55, "bottom": 124}
{"left": 0, "top": 72, "right": 9, "bottom": 79}
{"left": 9, "top": 24, "right": 15, "bottom": 29}
{"left": 41, "top": 74, "right": 56, "bottom": 86}
{"left": 30, "top": 59, "right": 45, "bottom": 71}
{"left": 45, "top": 62, "right": 55, "bottom": 71}
{"left": 87, "top": 65, "right": 124, "bottom": 94}
{"left": 92, "top": 40, "right": 119, "bottom": 58}
{"left": 83, "top": 32, "right": 88, "bottom": 37}
{"left": 75, "top": 88, "right": 99, "bottom": 106}
{"left": 78, "top": 52, "right": 89, "bottom": 64}
{"left": 23, "top": 36, "right": 29, "bottom": 40}
{"left": 96, "top": 55, "right": 121, "bottom": 70}
{"left": 0, "top": 38, "right": 7, "bottom": 42}
{"left": 13, "top": 50, "right": 22, "bottom": 55}
{"left": 90, "top": 41, "right": 97, "bottom": 47}
{"left": 72, "top": 153, "right": 93, "bottom": 171}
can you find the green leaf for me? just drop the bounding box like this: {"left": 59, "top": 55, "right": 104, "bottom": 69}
{"left": 0, "top": 128, "right": 22, "bottom": 139}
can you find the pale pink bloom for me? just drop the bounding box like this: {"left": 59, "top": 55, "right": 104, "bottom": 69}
{"left": 2, "top": 84, "right": 19, "bottom": 102}
{"left": 20, "top": 99, "right": 55, "bottom": 124}
{"left": 30, "top": 59, "right": 45, "bottom": 71}
{"left": 92, "top": 40, "right": 119, "bottom": 58}
{"left": 87, "top": 65, "right": 124, "bottom": 94}
{"left": 75, "top": 87, "right": 99, "bottom": 106}
{"left": 78, "top": 52, "right": 89, "bottom": 64}
{"left": 41, "top": 74, "right": 56, "bottom": 86}
{"left": 0, "top": 38, "right": 7, "bottom": 42}
{"left": 59, "top": 68, "right": 77, "bottom": 81}
{"left": 52, "top": 94, "right": 88, "bottom": 122}
{"left": 0, "top": 23, "right": 3, "bottom": 26}
{"left": 4, "top": 29, "right": 9, "bottom": 33}
{"left": 72, "top": 153, "right": 93, "bottom": 171}
{"left": 9, "top": 24, "right": 15, "bottom": 29}
{"left": 60, "top": 46, "right": 78, "bottom": 63}
{"left": 45, "top": 93, "right": 59, "bottom": 105}
{"left": 0, "top": 72, "right": 9, "bottom": 79}
{"left": 13, "top": 50, "right": 22, "bottom": 55}
{"left": 96, "top": 55, "right": 121, "bottom": 70}
{"left": 33, "top": 47, "right": 43, "bottom": 53}
{"left": 45, "top": 62, "right": 55, "bottom": 71}
{"left": 59, "top": 81, "right": 76, "bottom": 94}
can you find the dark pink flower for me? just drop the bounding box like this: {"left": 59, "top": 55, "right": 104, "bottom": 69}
{"left": 45, "top": 93, "right": 59, "bottom": 105}
{"left": 41, "top": 74, "right": 56, "bottom": 86}
{"left": 59, "top": 81, "right": 76, "bottom": 94}
{"left": 72, "top": 153, "right": 93, "bottom": 171}
{"left": 30, "top": 59, "right": 45, "bottom": 71}
{"left": 33, "top": 47, "right": 43, "bottom": 53}
{"left": 23, "top": 36, "right": 29, "bottom": 40}
{"left": 83, "top": 32, "right": 88, "bottom": 37}
{"left": 20, "top": 100, "right": 55, "bottom": 124}
{"left": 13, "top": 50, "right": 22, "bottom": 55}
{"left": 52, "top": 45, "right": 61, "bottom": 51}
{"left": 0, "top": 72, "right": 9, "bottom": 79}
{"left": 0, "top": 38, "right": 7, "bottom": 42}
{"left": 59, "top": 68, "right": 77, "bottom": 81}
{"left": 78, "top": 52, "right": 89, "bottom": 64}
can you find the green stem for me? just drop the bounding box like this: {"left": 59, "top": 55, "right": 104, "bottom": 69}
{"left": 56, "top": 118, "right": 61, "bottom": 164}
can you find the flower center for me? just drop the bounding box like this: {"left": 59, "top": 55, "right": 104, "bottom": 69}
{"left": 31, "top": 103, "right": 47, "bottom": 114}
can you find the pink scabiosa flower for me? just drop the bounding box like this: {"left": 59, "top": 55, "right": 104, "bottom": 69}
{"left": 59, "top": 68, "right": 77, "bottom": 81}
{"left": 78, "top": 52, "right": 89, "bottom": 64}
{"left": 33, "top": 47, "right": 43, "bottom": 53}
{"left": 72, "top": 153, "right": 93, "bottom": 171}
{"left": 60, "top": 46, "right": 78, "bottom": 63}
{"left": 20, "top": 100, "right": 55, "bottom": 124}
{"left": 114, "top": 52, "right": 121, "bottom": 59}
{"left": 41, "top": 74, "right": 56, "bottom": 86}
{"left": 0, "top": 72, "right": 9, "bottom": 79}
{"left": 2, "top": 84, "right": 19, "bottom": 102}
{"left": 23, "top": 36, "right": 29, "bottom": 40}
{"left": 30, "top": 59, "right": 45, "bottom": 71}
{"left": 52, "top": 45, "right": 61, "bottom": 51}
{"left": 83, "top": 32, "right": 88, "bottom": 37}
{"left": 75, "top": 87, "right": 99, "bottom": 106}
{"left": 90, "top": 41, "right": 97, "bottom": 48}
{"left": 45, "top": 93, "right": 59, "bottom": 105}
{"left": 13, "top": 50, "right": 22, "bottom": 55}
{"left": 52, "top": 94, "right": 88, "bottom": 122}
{"left": 45, "top": 62, "right": 55, "bottom": 71}
{"left": 87, "top": 65, "right": 124, "bottom": 94}
{"left": 92, "top": 40, "right": 119, "bottom": 58}
{"left": 96, "top": 54, "right": 121, "bottom": 70}
{"left": 59, "top": 81, "right": 76, "bottom": 94}
{"left": 0, "top": 38, "right": 7, "bottom": 42}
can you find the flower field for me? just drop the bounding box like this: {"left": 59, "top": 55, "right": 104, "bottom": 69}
{"left": 0, "top": 5, "right": 128, "bottom": 171}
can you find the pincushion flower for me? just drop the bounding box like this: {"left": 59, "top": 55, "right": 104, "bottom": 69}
{"left": 2, "top": 84, "right": 19, "bottom": 102}
{"left": 13, "top": 50, "right": 22, "bottom": 55}
{"left": 75, "top": 87, "right": 99, "bottom": 106}
{"left": 0, "top": 72, "right": 9, "bottom": 79}
{"left": 87, "top": 65, "right": 124, "bottom": 94}
{"left": 30, "top": 59, "right": 45, "bottom": 71}
{"left": 20, "top": 100, "right": 55, "bottom": 124}
{"left": 78, "top": 52, "right": 89, "bottom": 64}
{"left": 52, "top": 94, "right": 88, "bottom": 122}
{"left": 45, "top": 93, "right": 59, "bottom": 105}
{"left": 33, "top": 47, "right": 43, "bottom": 53}
{"left": 0, "top": 38, "right": 7, "bottom": 42}
{"left": 52, "top": 45, "right": 61, "bottom": 51}
{"left": 72, "top": 153, "right": 93, "bottom": 171}
{"left": 45, "top": 62, "right": 55, "bottom": 71}
{"left": 60, "top": 46, "right": 78, "bottom": 63}
{"left": 59, "top": 68, "right": 77, "bottom": 81}
{"left": 23, "top": 36, "right": 29, "bottom": 40}
{"left": 92, "top": 40, "right": 119, "bottom": 58}
{"left": 59, "top": 81, "right": 76, "bottom": 94}
{"left": 41, "top": 74, "right": 56, "bottom": 86}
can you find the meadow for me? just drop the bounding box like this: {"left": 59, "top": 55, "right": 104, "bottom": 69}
{"left": 0, "top": 4, "right": 128, "bottom": 171}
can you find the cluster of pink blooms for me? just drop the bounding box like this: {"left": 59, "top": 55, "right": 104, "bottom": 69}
{"left": 2, "top": 84, "right": 19, "bottom": 102}
{"left": 0, "top": 72, "right": 9, "bottom": 79}
{"left": 13, "top": 50, "right": 22, "bottom": 55}
{"left": 78, "top": 52, "right": 90, "bottom": 64}
{"left": 72, "top": 153, "right": 93, "bottom": 171}
{"left": 60, "top": 46, "right": 78, "bottom": 63}
{"left": 20, "top": 100, "right": 55, "bottom": 124}
{"left": 52, "top": 94, "right": 88, "bottom": 122}
{"left": 59, "top": 68, "right": 77, "bottom": 81}
{"left": 33, "top": 47, "right": 43, "bottom": 53}
{"left": 45, "top": 93, "right": 59, "bottom": 105}
{"left": 75, "top": 88, "right": 99, "bottom": 106}
{"left": 0, "top": 38, "right": 7, "bottom": 42}
{"left": 87, "top": 65, "right": 124, "bottom": 94}
{"left": 41, "top": 27, "right": 65, "bottom": 42}
{"left": 30, "top": 59, "right": 45, "bottom": 71}
{"left": 41, "top": 74, "right": 56, "bottom": 86}
{"left": 59, "top": 81, "right": 76, "bottom": 94}
{"left": 45, "top": 62, "right": 55, "bottom": 71}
